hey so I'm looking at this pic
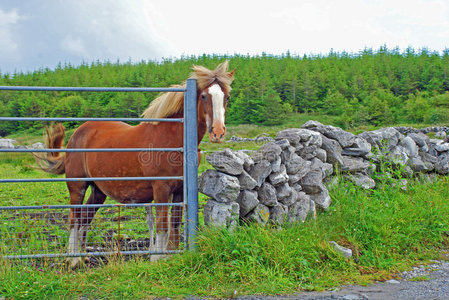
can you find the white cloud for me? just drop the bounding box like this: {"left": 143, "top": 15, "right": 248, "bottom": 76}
{"left": 0, "top": 9, "right": 21, "bottom": 60}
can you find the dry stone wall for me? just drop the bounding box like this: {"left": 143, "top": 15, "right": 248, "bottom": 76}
{"left": 198, "top": 121, "right": 449, "bottom": 228}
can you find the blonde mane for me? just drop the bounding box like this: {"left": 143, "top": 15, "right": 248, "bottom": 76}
{"left": 142, "top": 61, "right": 234, "bottom": 121}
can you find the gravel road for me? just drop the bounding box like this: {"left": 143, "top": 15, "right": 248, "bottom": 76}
{"left": 234, "top": 252, "right": 449, "bottom": 300}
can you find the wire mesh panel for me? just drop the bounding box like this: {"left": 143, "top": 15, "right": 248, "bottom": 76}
{"left": 0, "top": 204, "right": 185, "bottom": 259}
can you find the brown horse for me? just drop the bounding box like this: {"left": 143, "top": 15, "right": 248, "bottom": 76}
{"left": 35, "top": 62, "right": 235, "bottom": 267}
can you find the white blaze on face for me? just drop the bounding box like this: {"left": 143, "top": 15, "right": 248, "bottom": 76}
{"left": 208, "top": 84, "right": 225, "bottom": 125}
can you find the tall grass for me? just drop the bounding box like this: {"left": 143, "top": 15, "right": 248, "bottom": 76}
{"left": 1, "top": 174, "right": 448, "bottom": 298}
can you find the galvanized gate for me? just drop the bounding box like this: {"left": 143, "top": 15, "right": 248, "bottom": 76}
{"left": 0, "top": 79, "right": 198, "bottom": 260}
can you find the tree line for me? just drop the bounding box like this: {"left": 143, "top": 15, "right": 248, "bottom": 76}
{"left": 1, "top": 47, "right": 449, "bottom": 136}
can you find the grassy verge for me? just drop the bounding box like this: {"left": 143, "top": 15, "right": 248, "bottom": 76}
{"left": 1, "top": 174, "right": 448, "bottom": 298}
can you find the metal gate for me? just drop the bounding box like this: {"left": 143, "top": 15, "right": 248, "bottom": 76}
{"left": 0, "top": 79, "right": 199, "bottom": 260}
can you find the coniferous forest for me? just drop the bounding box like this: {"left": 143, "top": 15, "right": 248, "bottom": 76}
{"left": 1, "top": 47, "right": 449, "bottom": 136}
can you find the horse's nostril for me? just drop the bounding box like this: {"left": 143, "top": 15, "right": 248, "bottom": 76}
{"left": 220, "top": 134, "right": 224, "bottom": 139}
{"left": 214, "top": 133, "right": 217, "bottom": 138}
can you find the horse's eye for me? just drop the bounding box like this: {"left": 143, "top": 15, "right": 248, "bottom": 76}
{"left": 201, "top": 94, "right": 207, "bottom": 101}
{"left": 225, "top": 96, "right": 230, "bottom": 102}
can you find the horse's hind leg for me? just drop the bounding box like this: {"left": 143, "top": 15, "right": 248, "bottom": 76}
{"left": 168, "top": 192, "right": 183, "bottom": 250}
{"left": 67, "top": 181, "right": 88, "bottom": 268}
{"left": 145, "top": 206, "right": 154, "bottom": 250}
{"left": 79, "top": 185, "right": 106, "bottom": 251}
{"left": 151, "top": 181, "right": 171, "bottom": 261}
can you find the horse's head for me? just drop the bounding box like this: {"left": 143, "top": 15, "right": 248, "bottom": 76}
{"left": 195, "top": 63, "right": 235, "bottom": 143}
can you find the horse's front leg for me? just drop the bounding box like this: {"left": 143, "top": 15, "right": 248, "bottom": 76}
{"left": 168, "top": 192, "right": 183, "bottom": 250}
{"left": 151, "top": 182, "right": 171, "bottom": 261}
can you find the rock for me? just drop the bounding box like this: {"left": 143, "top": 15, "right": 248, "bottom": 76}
{"left": 288, "top": 172, "right": 301, "bottom": 185}
{"left": 274, "top": 138, "right": 290, "bottom": 150}
{"left": 316, "top": 148, "right": 327, "bottom": 162}
{"left": 0, "top": 139, "right": 17, "bottom": 149}
{"left": 298, "top": 145, "right": 318, "bottom": 160}
{"left": 277, "top": 184, "right": 297, "bottom": 206}
{"left": 206, "top": 149, "right": 244, "bottom": 175}
{"left": 435, "top": 143, "right": 449, "bottom": 152}
{"left": 435, "top": 131, "right": 447, "bottom": 138}
{"left": 268, "top": 164, "right": 289, "bottom": 186}
{"left": 238, "top": 170, "right": 258, "bottom": 190}
{"left": 291, "top": 182, "right": 303, "bottom": 194}
{"left": 248, "top": 160, "right": 272, "bottom": 187}
{"left": 345, "top": 172, "right": 376, "bottom": 189}
{"left": 408, "top": 156, "right": 427, "bottom": 173}
{"left": 301, "top": 169, "right": 324, "bottom": 194}
{"left": 254, "top": 142, "right": 282, "bottom": 163}
{"left": 399, "top": 136, "right": 419, "bottom": 157}
{"left": 420, "top": 152, "right": 436, "bottom": 171}
{"left": 340, "top": 156, "right": 371, "bottom": 173}
{"left": 198, "top": 169, "right": 240, "bottom": 203}
{"left": 309, "top": 188, "right": 331, "bottom": 210}
{"left": 271, "top": 156, "right": 282, "bottom": 173}
{"left": 245, "top": 204, "right": 270, "bottom": 225}
{"left": 31, "top": 142, "right": 45, "bottom": 149}
{"left": 358, "top": 127, "right": 404, "bottom": 152}
{"left": 203, "top": 200, "right": 239, "bottom": 229}
{"left": 258, "top": 182, "right": 278, "bottom": 207}
{"left": 236, "top": 190, "right": 259, "bottom": 216}
{"left": 387, "top": 146, "right": 409, "bottom": 166}
{"left": 288, "top": 192, "right": 311, "bottom": 223}
{"left": 436, "top": 152, "right": 449, "bottom": 174}
{"left": 342, "top": 137, "right": 372, "bottom": 157}
{"left": 234, "top": 150, "right": 254, "bottom": 172}
{"left": 329, "top": 241, "right": 352, "bottom": 258}
{"left": 269, "top": 203, "right": 288, "bottom": 224}
{"left": 322, "top": 163, "right": 334, "bottom": 178}
{"left": 320, "top": 135, "right": 344, "bottom": 166}
{"left": 285, "top": 152, "right": 311, "bottom": 176}
{"left": 303, "top": 122, "right": 355, "bottom": 148}
{"left": 275, "top": 128, "right": 319, "bottom": 147}
{"left": 408, "top": 132, "right": 429, "bottom": 148}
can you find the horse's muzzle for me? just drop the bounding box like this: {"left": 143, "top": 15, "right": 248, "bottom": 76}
{"left": 209, "top": 123, "right": 226, "bottom": 143}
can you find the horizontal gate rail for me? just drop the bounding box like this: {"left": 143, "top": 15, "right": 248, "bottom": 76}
{"left": 0, "top": 117, "right": 183, "bottom": 122}
{"left": 0, "top": 202, "right": 184, "bottom": 210}
{"left": 0, "top": 86, "right": 185, "bottom": 93}
{"left": 3, "top": 250, "right": 184, "bottom": 260}
{"left": 0, "top": 176, "right": 183, "bottom": 183}
{"left": 0, "top": 147, "right": 183, "bottom": 153}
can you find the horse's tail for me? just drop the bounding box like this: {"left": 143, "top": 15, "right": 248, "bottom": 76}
{"left": 34, "top": 123, "right": 66, "bottom": 175}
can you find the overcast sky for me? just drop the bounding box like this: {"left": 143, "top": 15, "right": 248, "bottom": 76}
{"left": 1, "top": 0, "right": 448, "bottom": 74}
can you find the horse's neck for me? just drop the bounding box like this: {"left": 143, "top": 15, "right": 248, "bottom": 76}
{"left": 158, "top": 110, "right": 207, "bottom": 145}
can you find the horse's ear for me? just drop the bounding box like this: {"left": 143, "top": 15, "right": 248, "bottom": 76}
{"left": 228, "top": 68, "right": 236, "bottom": 78}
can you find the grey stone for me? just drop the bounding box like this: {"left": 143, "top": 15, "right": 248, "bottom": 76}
{"left": 277, "top": 184, "right": 298, "bottom": 206}
{"left": 345, "top": 172, "right": 376, "bottom": 189}
{"left": 236, "top": 190, "right": 259, "bottom": 216}
{"left": 32, "top": 142, "right": 45, "bottom": 149}
{"left": 408, "top": 156, "right": 427, "bottom": 173}
{"left": 309, "top": 188, "right": 331, "bottom": 210}
{"left": 303, "top": 122, "right": 356, "bottom": 148}
{"left": 255, "top": 142, "right": 282, "bottom": 162}
{"left": 291, "top": 182, "right": 303, "bottom": 194}
{"left": 321, "top": 135, "right": 344, "bottom": 166}
{"left": 248, "top": 160, "right": 272, "bottom": 187}
{"left": 288, "top": 173, "right": 301, "bottom": 185}
{"left": 298, "top": 145, "right": 318, "bottom": 160}
{"left": 258, "top": 182, "right": 278, "bottom": 207}
{"left": 408, "top": 132, "right": 429, "bottom": 148}
{"left": 342, "top": 137, "right": 372, "bottom": 157}
{"left": 198, "top": 169, "right": 240, "bottom": 203}
{"left": 0, "top": 139, "right": 17, "bottom": 149}
{"left": 358, "top": 127, "right": 404, "bottom": 151}
{"left": 274, "top": 138, "right": 290, "bottom": 150}
{"left": 203, "top": 200, "right": 239, "bottom": 229}
{"left": 329, "top": 241, "right": 352, "bottom": 258}
{"left": 387, "top": 145, "right": 409, "bottom": 166}
{"left": 322, "top": 163, "right": 334, "bottom": 178}
{"left": 435, "top": 142, "right": 449, "bottom": 152}
{"left": 340, "top": 156, "right": 371, "bottom": 173}
{"left": 280, "top": 146, "right": 296, "bottom": 163}
{"left": 316, "top": 148, "right": 327, "bottom": 162}
{"left": 436, "top": 152, "right": 449, "bottom": 174}
{"left": 399, "top": 136, "right": 419, "bottom": 157}
{"left": 206, "top": 148, "right": 244, "bottom": 175}
{"left": 270, "top": 156, "right": 282, "bottom": 173}
{"left": 301, "top": 169, "right": 324, "bottom": 194}
{"left": 268, "top": 164, "right": 289, "bottom": 186}
{"left": 285, "top": 152, "right": 311, "bottom": 176}
{"left": 269, "top": 203, "right": 288, "bottom": 224}
{"left": 287, "top": 193, "right": 311, "bottom": 223}
{"left": 275, "top": 128, "right": 318, "bottom": 146}
{"left": 234, "top": 150, "right": 254, "bottom": 172}
{"left": 420, "top": 152, "right": 437, "bottom": 171}
{"left": 245, "top": 204, "right": 270, "bottom": 225}
{"left": 238, "top": 170, "right": 258, "bottom": 190}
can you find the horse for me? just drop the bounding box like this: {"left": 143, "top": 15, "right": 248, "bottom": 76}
{"left": 35, "top": 61, "right": 235, "bottom": 267}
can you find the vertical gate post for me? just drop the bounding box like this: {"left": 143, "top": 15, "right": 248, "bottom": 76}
{"left": 184, "top": 78, "right": 198, "bottom": 250}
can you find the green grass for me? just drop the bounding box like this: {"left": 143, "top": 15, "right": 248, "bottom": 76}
{"left": 1, "top": 119, "right": 449, "bottom": 298}
{"left": 1, "top": 172, "right": 448, "bottom": 298}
